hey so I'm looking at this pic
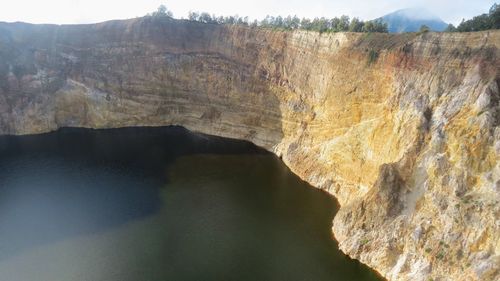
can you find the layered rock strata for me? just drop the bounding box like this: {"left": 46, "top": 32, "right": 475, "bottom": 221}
{"left": 0, "top": 18, "right": 498, "bottom": 280}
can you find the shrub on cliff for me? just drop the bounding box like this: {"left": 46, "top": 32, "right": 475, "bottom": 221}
{"left": 149, "top": 5, "right": 173, "bottom": 18}
{"left": 419, "top": 25, "right": 430, "bottom": 33}
{"left": 367, "top": 49, "right": 379, "bottom": 65}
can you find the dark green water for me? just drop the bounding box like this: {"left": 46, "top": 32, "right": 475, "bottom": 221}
{"left": 0, "top": 127, "right": 382, "bottom": 281}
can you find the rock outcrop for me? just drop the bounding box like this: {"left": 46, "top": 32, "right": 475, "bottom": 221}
{"left": 0, "top": 17, "right": 498, "bottom": 281}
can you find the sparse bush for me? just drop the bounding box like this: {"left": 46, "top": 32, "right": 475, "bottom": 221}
{"left": 436, "top": 251, "right": 445, "bottom": 259}
{"left": 419, "top": 25, "right": 430, "bottom": 33}
{"left": 150, "top": 5, "right": 173, "bottom": 18}
{"left": 367, "top": 49, "right": 379, "bottom": 65}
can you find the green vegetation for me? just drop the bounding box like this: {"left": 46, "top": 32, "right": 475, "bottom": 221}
{"left": 150, "top": 5, "right": 388, "bottom": 33}
{"left": 147, "top": 3, "right": 499, "bottom": 33}
{"left": 148, "top": 4, "right": 173, "bottom": 18}
{"left": 446, "top": 3, "right": 499, "bottom": 32}
{"left": 444, "top": 24, "right": 457, "bottom": 32}
{"left": 360, "top": 238, "right": 370, "bottom": 246}
{"left": 419, "top": 25, "right": 430, "bottom": 33}
{"left": 367, "top": 49, "right": 379, "bottom": 65}
{"left": 436, "top": 250, "right": 445, "bottom": 260}
{"left": 187, "top": 12, "right": 388, "bottom": 33}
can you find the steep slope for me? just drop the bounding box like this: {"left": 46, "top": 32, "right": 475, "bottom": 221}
{"left": 379, "top": 8, "right": 448, "bottom": 32}
{"left": 0, "top": 18, "right": 498, "bottom": 281}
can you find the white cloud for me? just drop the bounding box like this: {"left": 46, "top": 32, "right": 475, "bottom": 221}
{"left": 0, "top": 0, "right": 496, "bottom": 25}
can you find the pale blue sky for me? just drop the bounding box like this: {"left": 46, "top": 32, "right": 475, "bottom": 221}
{"left": 0, "top": 0, "right": 497, "bottom": 25}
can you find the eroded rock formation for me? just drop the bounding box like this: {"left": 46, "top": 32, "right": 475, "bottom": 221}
{"left": 0, "top": 17, "right": 498, "bottom": 280}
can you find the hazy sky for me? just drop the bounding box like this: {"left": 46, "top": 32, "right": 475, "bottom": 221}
{"left": 0, "top": 0, "right": 497, "bottom": 25}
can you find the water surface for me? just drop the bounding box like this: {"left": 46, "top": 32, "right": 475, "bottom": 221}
{"left": 0, "top": 127, "right": 382, "bottom": 281}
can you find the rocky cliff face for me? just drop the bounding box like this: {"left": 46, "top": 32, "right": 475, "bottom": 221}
{"left": 0, "top": 17, "right": 498, "bottom": 281}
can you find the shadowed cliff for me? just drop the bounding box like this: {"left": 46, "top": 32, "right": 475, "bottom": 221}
{"left": 0, "top": 17, "right": 498, "bottom": 281}
{"left": 0, "top": 18, "right": 285, "bottom": 148}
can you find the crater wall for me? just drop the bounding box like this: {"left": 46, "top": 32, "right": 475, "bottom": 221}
{"left": 0, "top": 18, "right": 498, "bottom": 281}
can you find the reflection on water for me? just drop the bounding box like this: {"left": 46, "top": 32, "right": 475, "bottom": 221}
{"left": 0, "top": 127, "right": 383, "bottom": 281}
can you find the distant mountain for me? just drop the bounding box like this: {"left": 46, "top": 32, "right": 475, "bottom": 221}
{"left": 379, "top": 8, "right": 448, "bottom": 33}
